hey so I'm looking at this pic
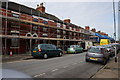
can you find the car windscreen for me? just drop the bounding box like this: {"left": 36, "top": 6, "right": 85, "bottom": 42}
{"left": 39, "top": 45, "right": 47, "bottom": 49}
{"left": 88, "top": 47, "right": 100, "bottom": 53}
{"left": 102, "top": 45, "right": 109, "bottom": 47}
{"left": 70, "top": 45, "right": 77, "bottom": 48}
{"left": 39, "top": 44, "right": 52, "bottom": 49}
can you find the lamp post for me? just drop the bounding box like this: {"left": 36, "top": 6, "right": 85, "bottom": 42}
{"left": 113, "top": 0, "right": 117, "bottom": 62}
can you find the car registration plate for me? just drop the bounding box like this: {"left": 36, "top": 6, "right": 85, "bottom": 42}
{"left": 90, "top": 57, "right": 97, "bottom": 60}
{"left": 33, "top": 51, "right": 36, "bottom": 52}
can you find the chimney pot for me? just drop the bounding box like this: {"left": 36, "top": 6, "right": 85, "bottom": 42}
{"left": 97, "top": 31, "right": 101, "bottom": 34}
{"left": 91, "top": 28, "right": 96, "bottom": 32}
{"left": 36, "top": 3, "right": 45, "bottom": 13}
{"left": 64, "top": 19, "right": 71, "bottom": 23}
{"left": 37, "top": 4, "right": 39, "bottom": 8}
{"left": 85, "top": 26, "right": 90, "bottom": 30}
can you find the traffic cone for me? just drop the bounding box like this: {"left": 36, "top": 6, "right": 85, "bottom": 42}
{"left": 10, "top": 50, "right": 13, "bottom": 56}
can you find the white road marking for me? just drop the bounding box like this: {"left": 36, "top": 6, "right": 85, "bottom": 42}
{"left": 51, "top": 69, "right": 59, "bottom": 72}
{"left": 5, "top": 61, "right": 23, "bottom": 64}
{"left": 44, "top": 57, "right": 63, "bottom": 61}
{"left": 3, "top": 58, "right": 45, "bottom": 64}
{"left": 63, "top": 66, "right": 69, "bottom": 68}
{"left": 4, "top": 59, "right": 34, "bottom": 64}
{"left": 71, "top": 63, "right": 77, "bottom": 65}
{"left": 34, "top": 73, "right": 46, "bottom": 77}
{"left": 73, "top": 63, "right": 77, "bottom": 65}
{"left": 80, "top": 61, "right": 83, "bottom": 62}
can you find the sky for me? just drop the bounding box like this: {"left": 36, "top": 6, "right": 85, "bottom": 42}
{"left": 9, "top": 0, "right": 119, "bottom": 40}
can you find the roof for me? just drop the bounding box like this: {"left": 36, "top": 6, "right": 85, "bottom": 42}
{"left": 95, "top": 33, "right": 114, "bottom": 41}
{"left": 95, "top": 33, "right": 103, "bottom": 38}
{"left": 41, "top": 12, "right": 63, "bottom": 23}
{"left": 2, "top": 1, "right": 86, "bottom": 27}
{"left": 2, "top": 1, "right": 63, "bottom": 23}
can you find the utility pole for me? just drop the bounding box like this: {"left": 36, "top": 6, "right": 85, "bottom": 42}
{"left": 113, "top": 0, "right": 117, "bottom": 62}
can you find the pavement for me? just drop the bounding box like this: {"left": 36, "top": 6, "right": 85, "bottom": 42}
{"left": 1, "top": 54, "right": 32, "bottom": 63}
{"left": 91, "top": 53, "right": 120, "bottom": 79}
{"left": 1, "top": 52, "right": 67, "bottom": 63}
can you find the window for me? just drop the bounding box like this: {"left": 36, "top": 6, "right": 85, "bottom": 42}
{"left": 57, "top": 23, "right": 60, "bottom": 27}
{"left": 42, "top": 33, "right": 48, "bottom": 37}
{"left": 33, "top": 26, "right": 38, "bottom": 31}
{"left": 69, "top": 32, "right": 72, "bottom": 35}
{"left": 57, "top": 30, "right": 60, "bottom": 34}
{"left": 83, "top": 35, "right": 85, "bottom": 37}
{"left": 12, "top": 13, "right": 19, "bottom": 18}
{"left": 63, "top": 31, "right": 66, "bottom": 34}
{"left": 63, "top": 25, "right": 66, "bottom": 29}
{"left": 33, "top": 18, "right": 38, "bottom": 22}
{"left": 74, "top": 28, "right": 76, "bottom": 31}
{"left": 57, "top": 35, "right": 61, "bottom": 38}
{"left": 79, "top": 29, "right": 82, "bottom": 32}
{"left": 70, "top": 27, "right": 73, "bottom": 30}
{"left": 11, "top": 22, "right": 20, "bottom": 28}
{"left": 74, "top": 33, "right": 76, "bottom": 36}
{"left": 11, "top": 34, "right": 19, "bottom": 47}
{"left": 51, "top": 45, "right": 56, "bottom": 49}
{"left": 43, "top": 27, "right": 47, "bottom": 32}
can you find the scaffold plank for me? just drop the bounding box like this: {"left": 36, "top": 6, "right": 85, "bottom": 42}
{"left": 0, "top": 15, "right": 91, "bottom": 35}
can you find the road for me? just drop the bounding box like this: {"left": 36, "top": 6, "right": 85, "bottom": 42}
{"left": 2, "top": 52, "right": 104, "bottom": 78}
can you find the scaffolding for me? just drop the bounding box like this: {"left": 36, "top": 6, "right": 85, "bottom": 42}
{"left": 1, "top": 1, "right": 92, "bottom": 55}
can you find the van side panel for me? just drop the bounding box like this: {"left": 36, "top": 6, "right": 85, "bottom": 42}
{"left": 100, "top": 39, "right": 111, "bottom": 46}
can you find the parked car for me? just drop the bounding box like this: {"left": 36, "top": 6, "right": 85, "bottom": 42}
{"left": 102, "top": 45, "right": 115, "bottom": 57}
{"left": 85, "top": 46, "right": 110, "bottom": 65}
{"left": 100, "top": 39, "right": 111, "bottom": 46}
{"left": 31, "top": 44, "right": 63, "bottom": 59}
{"left": 109, "top": 43, "right": 120, "bottom": 54}
{"left": 67, "top": 45, "right": 83, "bottom": 54}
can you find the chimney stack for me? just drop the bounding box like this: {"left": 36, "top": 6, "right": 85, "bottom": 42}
{"left": 36, "top": 3, "right": 45, "bottom": 13}
{"left": 91, "top": 28, "right": 96, "bottom": 32}
{"left": 85, "top": 26, "right": 90, "bottom": 30}
{"left": 64, "top": 19, "right": 71, "bottom": 23}
{"left": 97, "top": 31, "right": 101, "bottom": 34}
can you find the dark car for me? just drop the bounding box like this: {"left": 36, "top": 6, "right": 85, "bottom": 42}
{"left": 31, "top": 44, "right": 63, "bottom": 59}
{"left": 86, "top": 46, "right": 110, "bottom": 65}
{"left": 102, "top": 45, "right": 115, "bottom": 57}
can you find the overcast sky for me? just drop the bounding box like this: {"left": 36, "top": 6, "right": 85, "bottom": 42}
{"left": 9, "top": 0, "right": 119, "bottom": 40}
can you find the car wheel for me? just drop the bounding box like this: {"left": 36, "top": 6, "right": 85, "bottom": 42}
{"left": 108, "top": 57, "right": 110, "bottom": 60}
{"left": 102, "top": 59, "right": 107, "bottom": 65}
{"left": 33, "top": 56, "right": 37, "bottom": 59}
{"left": 59, "top": 52, "right": 62, "bottom": 57}
{"left": 74, "top": 51, "right": 77, "bottom": 54}
{"left": 86, "top": 59, "right": 89, "bottom": 62}
{"left": 43, "top": 54, "right": 48, "bottom": 59}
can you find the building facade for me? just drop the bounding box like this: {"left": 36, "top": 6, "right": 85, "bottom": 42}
{"left": 1, "top": 1, "right": 94, "bottom": 55}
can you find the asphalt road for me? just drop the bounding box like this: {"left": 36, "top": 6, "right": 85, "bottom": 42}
{"left": 2, "top": 52, "right": 104, "bottom": 78}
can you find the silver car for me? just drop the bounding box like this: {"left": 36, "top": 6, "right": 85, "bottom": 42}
{"left": 102, "top": 45, "right": 115, "bottom": 57}
{"left": 85, "top": 46, "right": 110, "bottom": 65}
